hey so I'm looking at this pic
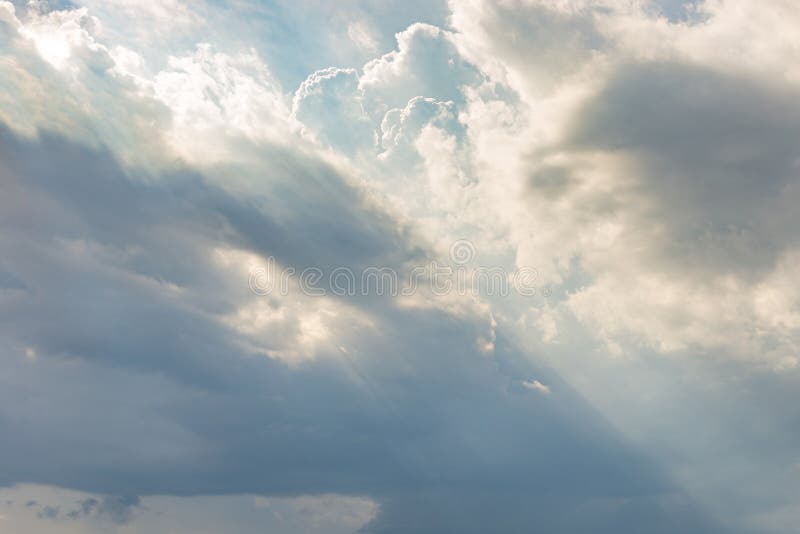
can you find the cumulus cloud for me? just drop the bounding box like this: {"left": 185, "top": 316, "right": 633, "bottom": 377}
{"left": 555, "top": 61, "right": 800, "bottom": 364}
{"left": 2, "top": 0, "right": 800, "bottom": 532}
{"left": 292, "top": 67, "right": 373, "bottom": 153}
{"left": 360, "top": 23, "right": 482, "bottom": 112}
{"left": 432, "top": 0, "right": 800, "bottom": 371}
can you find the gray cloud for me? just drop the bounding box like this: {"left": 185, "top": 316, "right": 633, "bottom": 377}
{"left": 0, "top": 124, "right": 728, "bottom": 532}
{"left": 25, "top": 493, "right": 140, "bottom": 524}
{"left": 4, "top": 1, "right": 798, "bottom": 531}
{"left": 568, "top": 60, "right": 800, "bottom": 280}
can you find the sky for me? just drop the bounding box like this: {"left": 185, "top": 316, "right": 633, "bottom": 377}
{"left": 1, "top": 0, "right": 800, "bottom": 532}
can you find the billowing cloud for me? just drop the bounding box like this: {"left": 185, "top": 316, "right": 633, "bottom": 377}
{"left": 2, "top": 0, "right": 800, "bottom": 532}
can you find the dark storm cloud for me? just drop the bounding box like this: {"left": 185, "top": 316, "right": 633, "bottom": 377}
{"left": 365, "top": 490, "right": 728, "bottom": 534}
{"left": 0, "top": 124, "right": 731, "bottom": 531}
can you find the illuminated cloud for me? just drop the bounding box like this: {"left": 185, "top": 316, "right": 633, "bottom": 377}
{"left": 1, "top": 0, "right": 799, "bottom": 532}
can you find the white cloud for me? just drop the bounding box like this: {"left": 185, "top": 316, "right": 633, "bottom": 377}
{"left": 153, "top": 44, "right": 293, "bottom": 164}
{"left": 292, "top": 67, "right": 372, "bottom": 153}
{"left": 3, "top": 1, "right": 800, "bottom": 532}
{"left": 0, "top": 485, "right": 377, "bottom": 534}
{"left": 0, "top": 2, "right": 170, "bottom": 163}
{"left": 522, "top": 379, "right": 551, "bottom": 394}
{"left": 360, "top": 23, "right": 481, "bottom": 112}
{"left": 347, "top": 19, "right": 380, "bottom": 53}
{"left": 434, "top": 0, "right": 800, "bottom": 372}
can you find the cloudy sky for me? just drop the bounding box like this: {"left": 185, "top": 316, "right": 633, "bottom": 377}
{"left": 1, "top": 0, "right": 800, "bottom": 532}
